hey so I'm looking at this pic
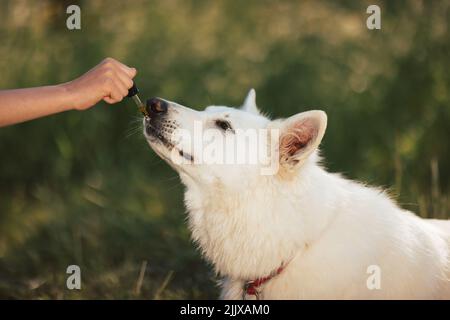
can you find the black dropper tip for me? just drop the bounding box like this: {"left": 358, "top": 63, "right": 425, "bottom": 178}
{"left": 127, "top": 82, "right": 139, "bottom": 97}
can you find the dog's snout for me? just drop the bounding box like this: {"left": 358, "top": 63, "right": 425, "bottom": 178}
{"left": 146, "top": 97, "right": 168, "bottom": 115}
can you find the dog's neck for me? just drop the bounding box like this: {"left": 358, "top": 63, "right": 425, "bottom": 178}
{"left": 180, "top": 161, "right": 343, "bottom": 280}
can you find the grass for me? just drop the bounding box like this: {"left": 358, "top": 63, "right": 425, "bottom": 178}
{"left": 0, "top": 0, "right": 448, "bottom": 300}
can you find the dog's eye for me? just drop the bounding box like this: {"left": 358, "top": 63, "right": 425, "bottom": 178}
{"left": 215, "top": 120, "right": 233, "bottom": 131}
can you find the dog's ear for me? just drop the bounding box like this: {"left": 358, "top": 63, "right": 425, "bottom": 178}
{"left": 278, "top": 110, "right": 327, "bottom": 167}
{"left": 241, "top": 89, "right": 260, "bottom": 115}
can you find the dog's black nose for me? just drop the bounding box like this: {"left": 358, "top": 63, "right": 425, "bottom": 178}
{"left": 146, "top": 97, "right": 168, "bottom": 115}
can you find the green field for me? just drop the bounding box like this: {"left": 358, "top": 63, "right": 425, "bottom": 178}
{"left": 0, "top": 0, "right": 449, "bottom": 299}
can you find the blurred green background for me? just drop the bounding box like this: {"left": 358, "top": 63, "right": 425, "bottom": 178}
{"left": 0, "top": 0, "right": 449, "bottom": 299}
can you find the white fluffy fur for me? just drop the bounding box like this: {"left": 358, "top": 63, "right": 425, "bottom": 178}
{"left": 144, "top": 90, "right": 450, "bottom": 299}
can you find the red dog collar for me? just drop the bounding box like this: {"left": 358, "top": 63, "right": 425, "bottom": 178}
{"left": 243, "top": 264, "right": 286, "bottom": 299}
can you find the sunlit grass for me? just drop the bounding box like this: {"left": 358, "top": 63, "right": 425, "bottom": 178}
{"left": 0, "top": 0, "right": 448, "bottom": 299}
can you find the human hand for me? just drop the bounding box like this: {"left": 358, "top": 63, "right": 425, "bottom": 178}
{"left": 64, "top": 57, "right": 137, "bottom": 110}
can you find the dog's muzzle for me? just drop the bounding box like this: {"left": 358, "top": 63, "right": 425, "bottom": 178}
{"left": 144, "top": 97, "right": 168, "bottom": 134}
{"left": 143, "top": 97, "right": 176, "bottom": 150}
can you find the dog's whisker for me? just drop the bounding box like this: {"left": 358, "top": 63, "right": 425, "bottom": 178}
{"left": 162, "top": 181, "right": 183, "bottom": 193}
{"left": 121, "top": 127, "right": 144, "bottom": 141}
{"left": 165, "top": 174, "right": 180, "bottom": 182}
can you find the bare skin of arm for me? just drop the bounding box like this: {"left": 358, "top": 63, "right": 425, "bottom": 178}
{"left": 0, "top": 57, "right": 137, "bottom": 127}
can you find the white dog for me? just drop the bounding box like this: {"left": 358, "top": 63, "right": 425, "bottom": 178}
{"left": 143, "top": 89, "right": 450, "bottom": 299}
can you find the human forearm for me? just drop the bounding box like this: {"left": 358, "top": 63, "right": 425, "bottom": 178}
{"left": 0, "top": 84, "right": 73, "bottom": 127}
{"left": 0, "top": 58, "right": 136, "bottom": 127}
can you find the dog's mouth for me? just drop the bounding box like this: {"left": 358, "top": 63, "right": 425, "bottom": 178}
{"left": 144, "top": 121, "right": 194, "bottom": 163}
{"left": 144, "top": 122, "right": 174, "bottom": 149}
